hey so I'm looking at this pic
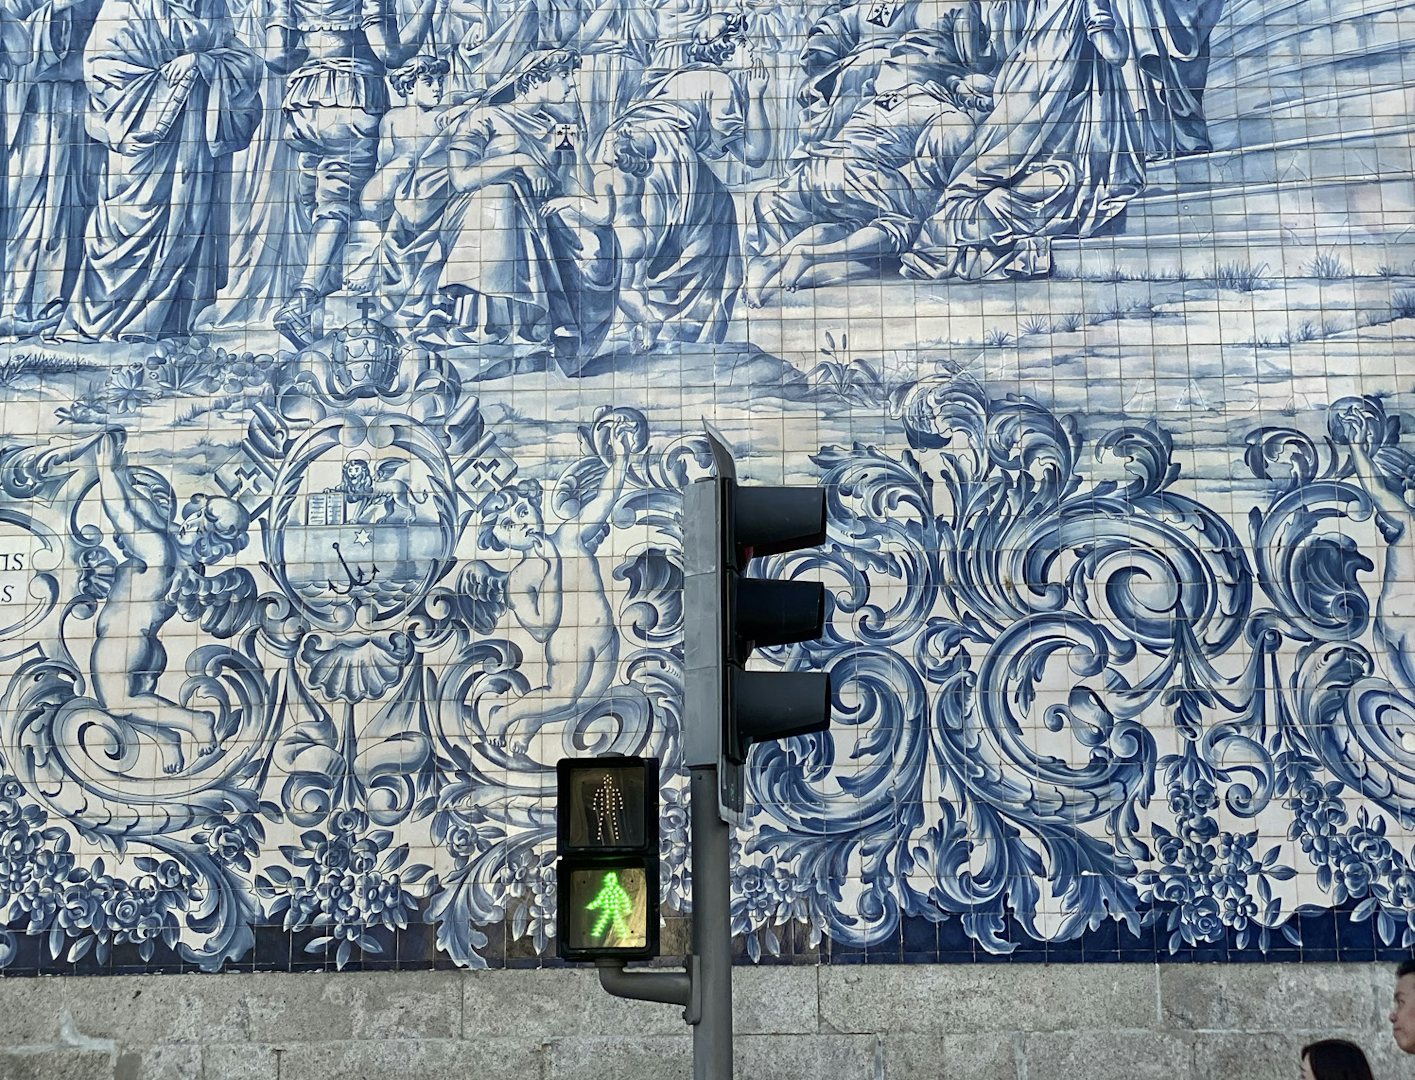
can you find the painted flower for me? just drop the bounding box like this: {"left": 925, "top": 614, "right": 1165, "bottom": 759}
{"left": 1391, "top": 871, "right": 1415, "bottom": 907}
{"left": 1, "top": 827, "right": 38, "bottom": 861}
{"left": 504, "top": 847, "right": 545, "bottom": 901}
{"left": 334, "top": 810, "right": 369, "bottom": 836}
{"left": 315, "top": 837, "right": 354, "bottom": 872}
{"left": 1179, "top": 896, "right": 1223, "bottom": 942}
{"left": 12, "top": 846, "right": 75, "bottom": 926}
{"left": 0, "top": 796, "right": 23, "bottom": 829}
{"left": 356, "top": 873, "right": 388, "bottom": 916}
{"left": 350, "top": 839, "right": 379, "bottom": 874}
{"left": 525, "top": 866, "right": 555, "bottom": 943}
{"left": 1191, "top": 780, "right": 1219, "bottom": 812}
{"left": 1155, "top": 832, "right": 1183, "bottom": 865}
{"left": 445, "top": 825, "right": 477, "bottom": 860}
{"left": 1180, "top": 814, "right": 1220, "bottom": 845}
{"left": 153, "top": 860, "right": 185, "bottom": 890}
{"left": 316, "top": 873, "right": 359, "bottom": 919}
{"left": 204, "top": 825, "right": 249, "bottom": 865}
{"left": 103, "top": 893, "right": 145, "bottom": 932}
{"left": 1348, "top": 813, "right": 1396, "bottom": 879}
{"left": 1219, "top": 895, "right": 1258, "bottom": 931}
{"left": 733, "top": 857, "right": 789, "bottom": 931}
{"left": 1335, "top": 850, "right": 1373, "bottom": 900}
{"left": 660, "top": 784, "right": 691, "bottom": 904}
{"left": 0, "top": 854, "right": 25, "bottom": 896}
{"left": 1178, "top": 841, "right": 1216, "bottom": 878}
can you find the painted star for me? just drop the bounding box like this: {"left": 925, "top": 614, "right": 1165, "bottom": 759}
{"left": 353, "top": 528, "right": 372, "bottom": 547}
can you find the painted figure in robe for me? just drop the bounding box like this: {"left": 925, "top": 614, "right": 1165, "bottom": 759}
{"left": 543, "top": 126, "right": 660, "bottom": 353}
{"left": 796, "top": 0, "right": 958, "bottom": 147}
{"left": 0, "top": 0, "right": 100, "bottom": 336}
{"left": 198, "top": 0, "right": 311, "bottom": 330}
{"left": 420, "top": 49, "right": 615, "bottom": 374}
{"left": 573, "top": 0, "right": 656, "bottom": 147}
{"left": 55, "top": 0, "right": 263, "bottom": 341}
{"left": 902, "top": 0, "right": 1223, "bottom": 280}
{"left": 265, "top": 0, "right": 437, "bottom": 348}
{"left": 603, "top": 13, "right": 771, "bottom": 345}
{"left": 346, "top": 51, "right": 451, "bottom": 320}
{"left": 747, "top": 30, "right": 988, "bottom": 300}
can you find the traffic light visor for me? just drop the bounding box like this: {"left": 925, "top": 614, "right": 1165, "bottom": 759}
{"left": 731, "top": 486, "right": 827, "bottom": 564}
{"left": 734, "top": 577, "right": 826, "bottom": 649}
{"left": 729, "top": 668, "right": 832, "bottom": 761}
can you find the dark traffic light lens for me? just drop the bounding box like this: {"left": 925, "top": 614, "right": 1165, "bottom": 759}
{"left": 730, "top": 486, "right": 827, "bottom": 563}
{"left": 733, "top": 578, "right": 826, "bottom": 649}
{"left": 728, "top": 668, "right": 832, "bottom": 762}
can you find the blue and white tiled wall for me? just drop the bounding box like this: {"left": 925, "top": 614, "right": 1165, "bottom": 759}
{"left": 0, "top": 0, "right": 1409, "bottom": 976}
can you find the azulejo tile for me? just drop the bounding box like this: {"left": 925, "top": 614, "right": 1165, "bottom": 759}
{"left": 0, "top": 0, "right": 1408, "bottom": 976}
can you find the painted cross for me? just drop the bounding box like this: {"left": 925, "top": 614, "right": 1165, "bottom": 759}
{"left": 865, "top": 0, "right": 899, "bottom": 26}
{"left": 460, "top": 440, "right": 518, "bottom": 493}
{"left": 219, "top": 463, "right": 268, "bottom": 500}
{"left": 215, "top": 456, "right": 275, "bottom": 517}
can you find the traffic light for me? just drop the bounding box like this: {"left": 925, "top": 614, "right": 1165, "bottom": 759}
{"left": 556, "top": 756, "right": 660, "bottom": 962}
{"left": 684, "top": 427, "right": 832, "bottom": 823}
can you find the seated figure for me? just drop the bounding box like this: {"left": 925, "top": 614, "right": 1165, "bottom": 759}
{"left": 796, "top": 0, "right": 968, "bottom": 147}
{"left": 346, "top": 52, "right": 451, "bottom": 319}
{"left": 596, "top": 13, "right": 771, "bottom": 345}
{"left": 543, "top": 127, "right": 661, "bottom": 351}
{"left": 417, "top": 49, "right": 616, "bottom": 373}
{"left": 747, "top": 32, "right": 988, "bottom": 300}
{"left": 902, "top": 0, "right": 1222, "bottom": 280}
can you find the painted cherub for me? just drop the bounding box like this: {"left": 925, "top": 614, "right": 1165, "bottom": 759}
{"left": 542, "top": 126, "right": 661, "bottom": 352}
{"left": 345, "top": 52, "right": 451, "bottom": 297}
{"left": 360, "top": 52, "right": 452, "bottom": 226}
{"left": 84, "top": 428, "right": 256, "bottom": 773}
{"left": 472, "top": 407, "right": 646, "bottom": 754}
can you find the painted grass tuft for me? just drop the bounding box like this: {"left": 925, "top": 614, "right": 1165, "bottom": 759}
{"left": 1304, "top": 252, "right": 1351, "bottom": 281}
{"left": 1209, "top": 262, "right": 1271, "bottom": 292}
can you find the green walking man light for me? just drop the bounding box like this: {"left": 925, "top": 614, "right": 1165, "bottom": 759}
{"left": 587, "top": 870, "right": 635, "bottom": 940}
{"left": 556, "top": 757, "right": 658, "bottom": 961}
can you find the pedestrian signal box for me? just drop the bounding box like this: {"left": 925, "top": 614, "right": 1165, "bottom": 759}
{"left": 556, "top": 756, "right": 660, "bottom": 962}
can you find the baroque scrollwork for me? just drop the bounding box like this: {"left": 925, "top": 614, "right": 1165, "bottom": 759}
{"left": 0, "top": 317, "right": 697, "bottom": 968}
{"left": 0, "top": 367, "right": 1413, "bottom": 969}
{"left": 732, "top": 380, "right": 1415, "bottom": 958}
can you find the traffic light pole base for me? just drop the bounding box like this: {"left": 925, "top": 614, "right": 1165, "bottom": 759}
{"left": 585, "top": 766, "right": 733, "bottom": 1079}
{"left": 596, "top": 958, "right": 700, "bottom": 1023}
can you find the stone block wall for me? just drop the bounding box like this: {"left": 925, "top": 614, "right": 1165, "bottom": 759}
{"left": 0, "top": 964, "right": 1405, "bottom": 1080}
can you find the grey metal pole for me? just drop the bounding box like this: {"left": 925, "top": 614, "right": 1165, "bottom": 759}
{"left": 690, "top": 765, "right": 732, "bottom": 1080}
